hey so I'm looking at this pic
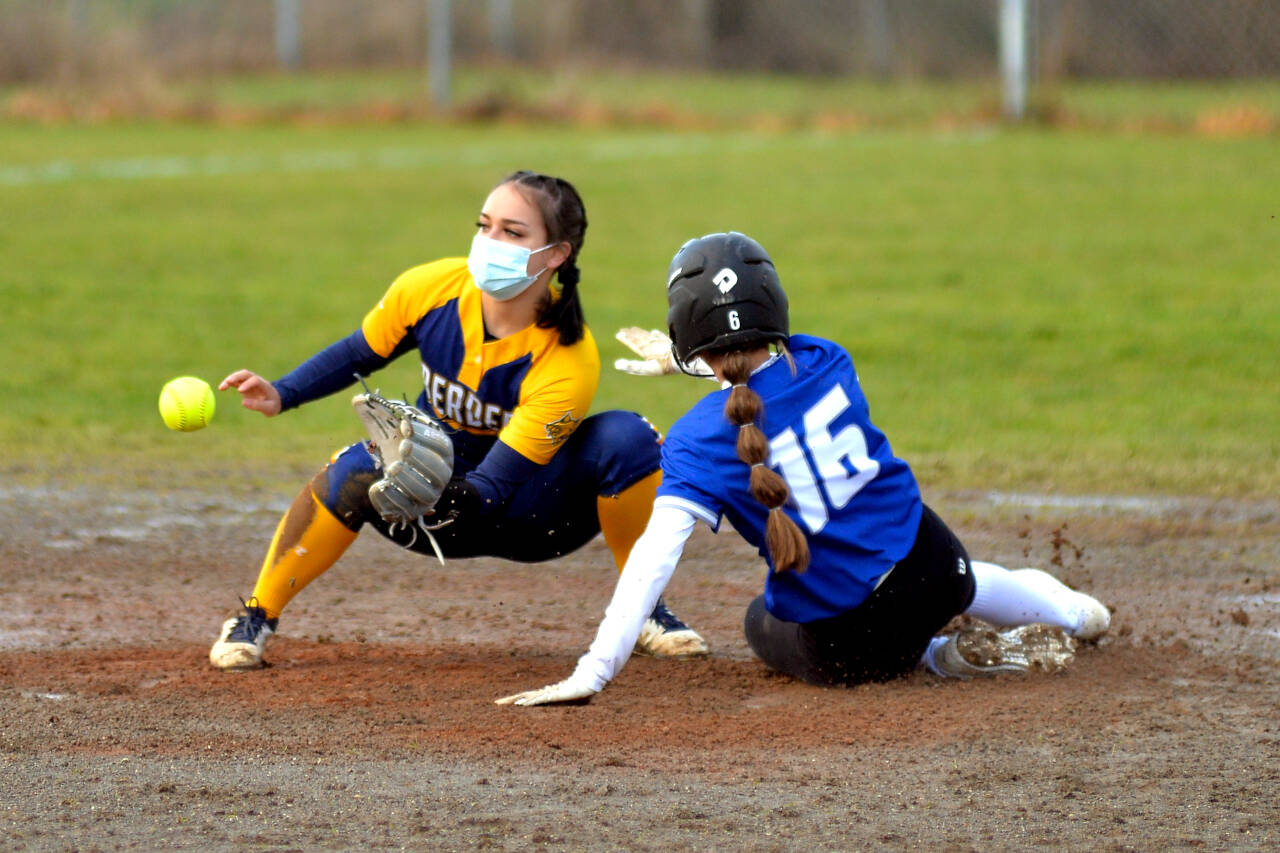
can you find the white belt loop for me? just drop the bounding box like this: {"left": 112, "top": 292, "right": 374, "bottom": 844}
{"left": 871, "top": 564, "right": 895, "bottom": 592}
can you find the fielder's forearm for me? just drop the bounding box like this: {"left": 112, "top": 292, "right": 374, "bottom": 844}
{"left": 274, "top": 329, "right": 396, "bottom": 411}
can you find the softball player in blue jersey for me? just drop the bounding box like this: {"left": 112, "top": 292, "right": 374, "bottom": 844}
{"left": 499, "top": 232, "right": 1110, "bottom": 706}
{"left": 208, "top": 172, "right": 707, "bottom": 670}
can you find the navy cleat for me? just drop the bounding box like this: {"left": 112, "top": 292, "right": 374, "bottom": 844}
{"left": 634, "top": 597, "right": 709, "bottom": 658}
{"left": 209, "top": 601, "right": 278, "bottom": 670}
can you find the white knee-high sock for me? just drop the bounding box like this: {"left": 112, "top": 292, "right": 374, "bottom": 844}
{"left": 966, "top": 562, "right": 1088, "bottom": 633}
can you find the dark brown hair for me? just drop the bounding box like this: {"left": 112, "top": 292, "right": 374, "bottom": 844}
{"left": 719, "top": 346, "right": 809, "bottom": 572}
{"left": 500, "top": 170, "right": 587, "bottom": 345}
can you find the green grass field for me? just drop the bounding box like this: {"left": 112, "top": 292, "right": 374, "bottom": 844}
{"left": 2, "top": 80, "right": 1277, "bottom": 497}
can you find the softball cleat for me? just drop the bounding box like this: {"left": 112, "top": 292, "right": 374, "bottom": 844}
{"left": 209, "top": 602, "right": 278, "bottom": 670}
{"left": 928, "top": 624, "right": 1076, "bottom": 679}
{"left": 634, "top": 597, "right": 709, "bottom": 658}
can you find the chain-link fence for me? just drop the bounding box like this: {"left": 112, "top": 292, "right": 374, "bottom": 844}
{"left": 2, "top": 0, "right": 1278, "bottom": 85}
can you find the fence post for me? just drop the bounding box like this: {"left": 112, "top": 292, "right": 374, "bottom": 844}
{"left": 999, "top": 0, "right": 1028, "bottom": 120}
{"left": 862, "top": 0, "right": 892, "bottom": 80}
{"left": 489, "top": 0, "right": 515, "bottom": 57}
{"left": 274, "top": 0, "right": 301, "bottom": 70}
{"left": 428, "top": 0, "right": 452, "bottom": 107}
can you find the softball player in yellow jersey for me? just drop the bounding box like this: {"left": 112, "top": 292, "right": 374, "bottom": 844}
{"left": 209, "top": 171, "right": 707, "bottom": 670}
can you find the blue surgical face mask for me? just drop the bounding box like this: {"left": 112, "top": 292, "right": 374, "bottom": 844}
{"left": 467, "top": 233, "right": 556, "bottom": 301}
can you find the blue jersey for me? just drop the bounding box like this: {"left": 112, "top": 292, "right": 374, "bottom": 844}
{"left": 655, "top": 334, "right": 922, "bottom": 623}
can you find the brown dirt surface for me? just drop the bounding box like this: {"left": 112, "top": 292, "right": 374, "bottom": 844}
{"left": 2, "top": 482, "right": 1278, "bottom": 851}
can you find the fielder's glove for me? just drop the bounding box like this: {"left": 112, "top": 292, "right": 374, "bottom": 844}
{"left": 352, "top": 390, "right": 454, "bottom": 525}
{"left": 613, "top": 327, "right": 715, "bottom": 379}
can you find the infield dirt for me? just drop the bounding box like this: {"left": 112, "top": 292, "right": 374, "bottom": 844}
{"left": 2, "top": 481, "right": 1277, "bottom": 850}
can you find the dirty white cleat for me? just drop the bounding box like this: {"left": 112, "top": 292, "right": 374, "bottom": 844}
{"left": 1069, "top": 592, "right": 1111, "bottom": 641}
{"left": 634, "top": 597, "right": 709, "bottom": 658}
{"left": 927, "top": 624, "right": 1076, "bottom": 679}
{"left": 209, "top": 603, "right": 277, "bottom": 670}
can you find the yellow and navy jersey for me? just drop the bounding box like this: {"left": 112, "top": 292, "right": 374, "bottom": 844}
{"left": 360, "top": 257, "right": 599, "bottom": 468}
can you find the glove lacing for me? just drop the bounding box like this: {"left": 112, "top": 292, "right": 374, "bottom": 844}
{"left": 386, "top": 514, "right": 449, "bottom": 566}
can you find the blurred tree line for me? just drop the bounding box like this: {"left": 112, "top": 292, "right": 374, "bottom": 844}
{"left": 1, "top": 0, "right": 1277, "bottom": 85}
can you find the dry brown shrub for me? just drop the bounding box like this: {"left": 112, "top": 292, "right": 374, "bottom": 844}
{"left": 745, "top": 112, "right": 792, "bottom": 133}
{"left": 573, "top": 100, "right": 620, "bottom": 128}
{"left": 633, "top": 101, "right": 704, "bottom": 130}
{"left": 813, "top": 111, "right": 863, "bottom": 133}
{"left": 1194, "top": 104, "right": 1277, "bottom": 137}
{"left": 3, "top": 89, "right": 71, "bottom": 122}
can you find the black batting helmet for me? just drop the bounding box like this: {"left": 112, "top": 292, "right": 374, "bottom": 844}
{"left": 666, "top": 232, "right": 789, "bottom": 367}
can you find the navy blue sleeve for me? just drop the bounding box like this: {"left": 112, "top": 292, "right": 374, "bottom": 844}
{"left": 464, "top": 440, "right": 542, "bottom": 512}
{"left": 273, "top": 329, "right": 400, "bottom": 411}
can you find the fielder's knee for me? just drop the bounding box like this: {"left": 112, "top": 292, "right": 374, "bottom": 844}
{"left": 313, "top": 442, "right": 379, "bottom": 531}
{"left": 576, "top": 410, "right": 662, "bottom": 496}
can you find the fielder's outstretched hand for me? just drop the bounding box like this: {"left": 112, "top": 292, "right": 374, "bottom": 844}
{"left": 495, "top": 678, "right": 597, "bottom": 707}
{"left": 220, "top": 369, "right": 282, "bottom": 416}
{"left": 613, "top": 327, "right": 714, "bottom": 379}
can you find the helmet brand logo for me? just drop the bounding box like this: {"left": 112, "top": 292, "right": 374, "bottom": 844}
{"left": 713, "top": 267, "right": 738, "bottom": 293}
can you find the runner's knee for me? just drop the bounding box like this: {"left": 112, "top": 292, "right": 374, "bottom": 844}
{"left": 743, "top": 595, "right": 771, "bottom": 659}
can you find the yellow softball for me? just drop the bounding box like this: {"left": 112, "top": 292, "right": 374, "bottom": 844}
{"left": 159, "top": 376, "right": 216, "bottom": 432}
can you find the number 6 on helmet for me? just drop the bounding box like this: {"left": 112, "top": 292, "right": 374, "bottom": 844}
{"left": 665, "top": 231, "right": 789, "bottom": 374}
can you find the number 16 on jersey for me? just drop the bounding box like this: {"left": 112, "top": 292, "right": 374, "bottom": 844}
{"left": 767, "top": 385, "right": 880, "bottom": 534}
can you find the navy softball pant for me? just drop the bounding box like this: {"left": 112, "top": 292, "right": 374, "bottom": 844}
{"left": 315, "top": 410, "right": 661, "bottom": 563}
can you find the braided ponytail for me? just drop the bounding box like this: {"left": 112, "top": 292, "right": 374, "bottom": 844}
{"left": 543, "top": 255, "right": 584, "bottom": 345}
{"left": 499, "top": 171, "right": 587, "bottom": 346}
{"left": 721, "top": 348, "right": 810, "bottom": 573}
